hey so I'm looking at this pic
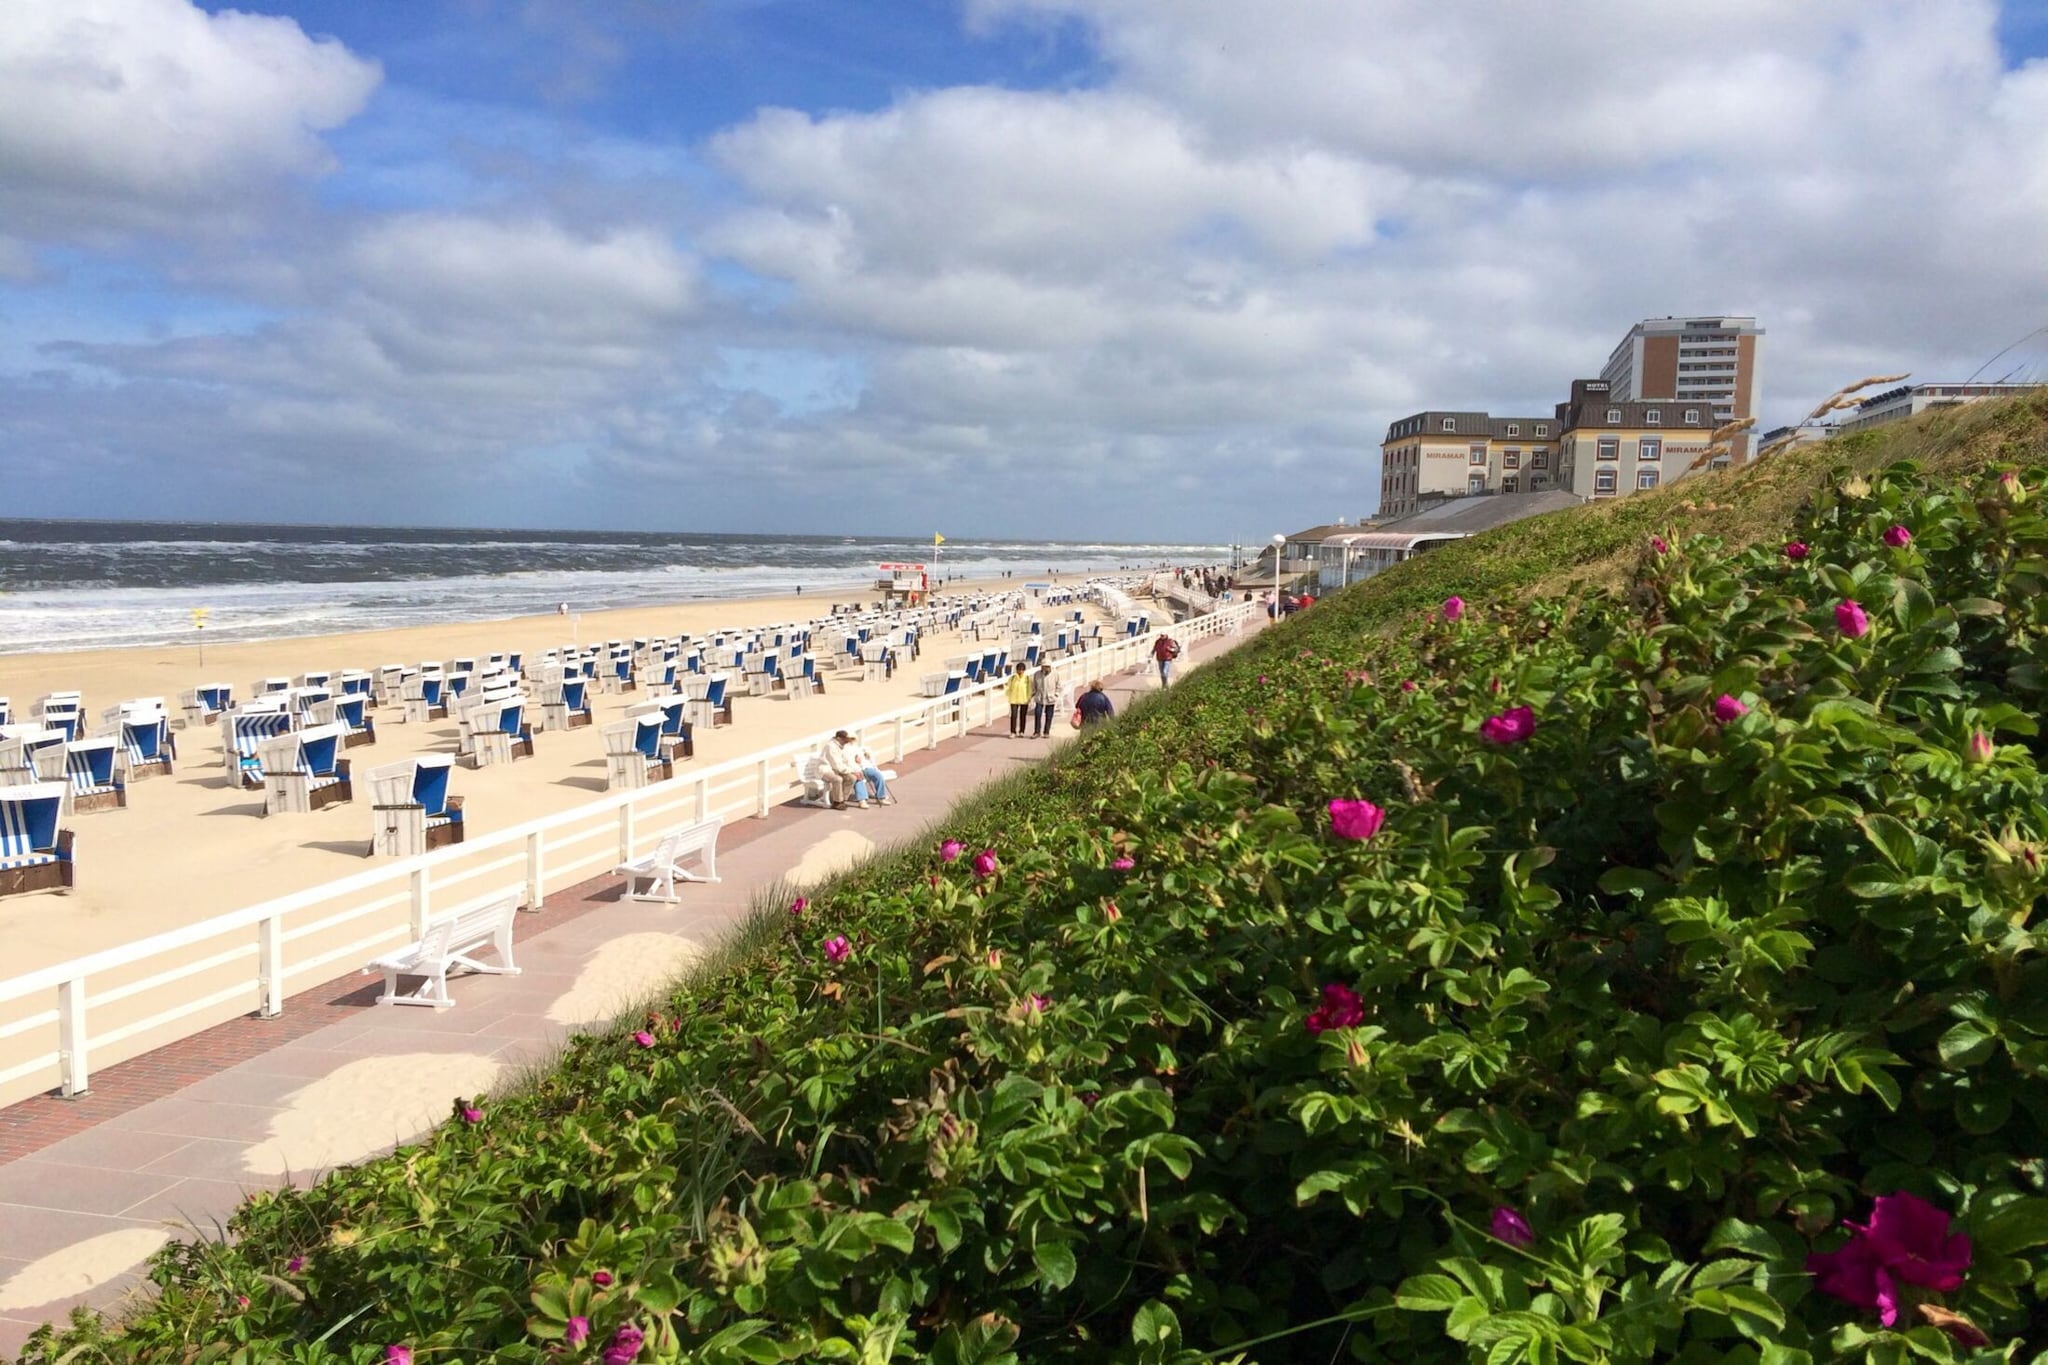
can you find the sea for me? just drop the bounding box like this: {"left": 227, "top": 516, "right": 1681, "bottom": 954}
{"left": 0, "top": 520, "right": 1231, "bottom": 654}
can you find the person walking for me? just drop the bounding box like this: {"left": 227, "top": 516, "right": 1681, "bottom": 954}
{"left": 1029, "top": 661, "right": 1057, "bottom": 737}
{"left": 1077, "top": 679, "right": 1114, "bottom": 728}
{"left": 1152, "top": 631, "right": 1181, "bottom": 687}
{"left": 1004, "top": 662, "right": 1032, "bottom": 735}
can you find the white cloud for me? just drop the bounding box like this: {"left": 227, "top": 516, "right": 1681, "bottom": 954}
{"left": 0, "top": 0, "right": 380, "bottom": 244}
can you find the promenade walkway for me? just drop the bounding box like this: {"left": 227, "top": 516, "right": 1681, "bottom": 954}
{"left": 0, "top": 621, "right": 1257, "bottom": 1354}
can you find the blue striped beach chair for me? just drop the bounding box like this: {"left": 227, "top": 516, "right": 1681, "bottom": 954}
{"left": 63, "top": 737, "right": 128, "bottom": 814}
{"left": 0, "top": 698, "right": 11, "bottom": 727}
{"left": 338, "top": 669, "right": 374, "bottom": 699}
{"left": 1, "top": 725, "right": 66, "bottom": 785}
{"left": 261, "top": 723, "right": 353, "bottom": 815}
{"left": 118, "top": 711, "right": 177, "bottom": 780}
{"left": 465, "top": 698, "right": 534, "bottom": 767}
{"left": 226, "top": 708, "right": 296, "bottom": 788}
{"left": 368, "top": 755, "right": 465, "bottom": 856}
{"left": 0, "top": 783, "right": 73, "bottom": 896}
{"left": 604, "top": 717, "right": 672, "bottom": 790}
{"left": 334, "top": 694, "right": 377, "bottom": 748}
{"left": 182, "top": 683, "right": 234, "bottom": 730}
{"left": 633, "top": 697, "right": 694, "bottom": 759}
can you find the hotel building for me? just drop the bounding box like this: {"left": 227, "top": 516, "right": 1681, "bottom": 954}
{"left": 1377, "top": 410, "right": 1560, "bottom": 519}
{"left": 1601, "top": 316, "right": 1762, "bottom": 460}
{"left": 1552, "top": 379, "right": 1715, "bottom": 500}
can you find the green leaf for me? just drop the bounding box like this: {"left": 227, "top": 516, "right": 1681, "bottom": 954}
{"left": 1031, "top": 1237, "right": 1077, "bottom": 1291}
{"left": 1130, "top": 1301, "right": 1181, "bottom": 1347}
{"left": 1936, "top": 1019, "right": 1997, "bottom": 1069}
{"left": 1703, "top": 1218, "right": 1780, "bottom": 1260}
{"left": 1975, "top": 1196, "right": 2048, "bottom": 1255}
{"left": 1396, "top": 1273, "right": 1467, "bottom": 1312}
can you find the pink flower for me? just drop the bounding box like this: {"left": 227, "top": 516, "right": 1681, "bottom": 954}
{"left": 1650, "top": 536, "right": 1669, "bottom": 555}
{"left": 1111, "top": 856, "right": 1135, "bottom": 870}
{"left": 1258, "top": 675, "right": 1268, "bottom": 684}
{"left": 1882, "top": 524, "right": 1912, "bottom": 548}
{"left": 460, "top": 1105, "right": 483, "bottom": 1125}
{"left": 286, "top": 1256, "right": 304, "bottom": 1274}
{"left": 987, "top": 948, "right": 1002, "bottom": 969}
{"left": 1028, "top": 993, "right": 1051, "bottom": 1014}
{"left": 1785, "top": 541, "right": 1809, "bottom": 560}
{"left": 972, "top": 849, "right": 998, "bottom": 878}
{"left": 1441, "top": 596, "right": 1466, "bottom": 622}
{"left": 1479, "top": 705, "right": 1537, "bottom": 745}
{"left": 1399, "top": 680, "right": 1417, "bottom": 693}
{"left": 940, "top": 839, "right": 964, "bottom": 862}
{"left": 1103, "top": 901, "right": 1121, "bottom": 923}
{"left": 602, "top": 1323, "right": 646, "bottom": 1364}
{"left": 591, "top": 1270, "right": 614, "bottom": 1287}
{"left": 565, "top": 1315, "right": 591, "bottom": 1346}
{"left": 823, "top": 935, "right": 852, "bottom": 964}
{"left": 1490, "top": 1207, "right": 1536, "bottom": 1247}
{"left": 1807, "top": 1191, "right": 1973, "bottom": 1328}
{"left": 1835, "top": 600, "right": 1871, "bottom": 638}
{"left": 1304, "top": 982, "right": 1366, "bottom": 1034}
{"left": 236, "top": 1295, "right": 249, "bottom": 1310}
{"left": 1712, "top": 694, "right": 1749, "bottom": 723}
{"left": 1327, "top": 798, "right": 1385, "bottom": 841}
{"left": 789, "top": 896, "right": 808, "bottom": 916}
{"left": 632, "top": 1030, "right": 655, "bottom": 1048}
{"left": 1967, "top": 731, "right": 1994, "bottom": 765}
{"left": 386, "top": 1349, "right": 413, "bottom": 1365}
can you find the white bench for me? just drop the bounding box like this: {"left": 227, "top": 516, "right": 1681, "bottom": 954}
{"left": 614, "top": 817, "right": 723, "bottom": 902}
{"left": 363, "top": 886, "right": 523, "bottom": 1008}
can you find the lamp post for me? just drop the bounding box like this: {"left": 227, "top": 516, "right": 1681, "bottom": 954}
{"left": 1270, "top": 533, "right": 1286, "bottom": 621}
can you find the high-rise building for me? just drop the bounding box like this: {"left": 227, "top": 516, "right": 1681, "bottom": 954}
{"left": 1600, "top": 316, "right": 1762, "bottom": 460}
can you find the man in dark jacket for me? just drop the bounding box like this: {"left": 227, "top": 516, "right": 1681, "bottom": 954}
{"left": 1077, "top": 680, "right": 1115, "bottom": 727}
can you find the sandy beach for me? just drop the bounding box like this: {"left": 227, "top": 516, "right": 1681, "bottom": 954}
{"left": 0, "top": 574, "right": 1120, "bottom": 980}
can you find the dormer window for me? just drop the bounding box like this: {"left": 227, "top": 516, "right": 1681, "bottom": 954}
{"left": 1605, "top": 407, "right": 1622, "bottom": 424}
{"left": 1684, "top": 409, "right": 1700, "bottom": 424}
{"left": 1645, "top": 409, "right": 1661, "bottom": 425}
{"left": 1441, "top": 417, "right": 1456, "bottom": 432}
{"left": 1506, "top": 423, "right": 1519, "bottom": 436}
{"left": 1535, "top": 424, "right": 1547, "bottom": 436}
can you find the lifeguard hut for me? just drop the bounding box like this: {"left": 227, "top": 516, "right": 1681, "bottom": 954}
{"left": 875, "top": 562, "right": 930, "bottom": 606}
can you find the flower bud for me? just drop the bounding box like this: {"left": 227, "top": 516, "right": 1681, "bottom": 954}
{"left": 1967, "top": 731, "right": 1994, "bottom": 766}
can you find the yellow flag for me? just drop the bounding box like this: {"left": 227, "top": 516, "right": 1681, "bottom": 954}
{"left": 934, "top": 533, "right": 945, "bottom": 545}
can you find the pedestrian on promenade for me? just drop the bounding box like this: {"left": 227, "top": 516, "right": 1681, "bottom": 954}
{"left": 1152, "top": 631, "right": 1180, "bottom": 687}
{"left": 1005, "top": 662, "right": 1032, "bottom": 734}
{"left": 1077, "top": 680, "right": 1114, "bottom": 728}
{"left": 1030, "top": 661, "right": 1057, "bottom": 736}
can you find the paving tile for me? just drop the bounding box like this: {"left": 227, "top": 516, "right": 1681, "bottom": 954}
{"left": 15, "top": 1126, "right": 195, "bottom": 1175}
{"left": 324, "top": 1029, "right": 516, "bottom": 1058}
{"left": 102, "top": 1098, "right": 286, "bottom": 1142}
{"left": 0, "top": 1161, "right": 184, "bottom": 1218}
{"left": 0, "top": 1205, "right": 159, "bottom": 1262}
{"left": 168, "top": 1068, "right": 322, "bottom": 1109}
{"left": 136, "top": 1137, "right": 292, "bottom": 1186}
{"left": 231, "top": 1046, "right": 363, "bottom": 1080}
{"left": 115, "top": 1177, "right": 257, "bottom": 1229}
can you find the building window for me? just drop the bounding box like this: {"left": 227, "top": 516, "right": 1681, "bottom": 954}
{"left": 1504, "top": 450, "right": 1520, "bottom": 469}
{"left": 1605, "top": 407, "right": 1622, "bottom": 423}
{"left": 1684, "top": 409, "right": 1700, "bottom": 424}
{"left": 1441, "top": 417, "right": 1456, "bottom": 432}
{"left": 1503, "top": 476, "right": 1519, "bottom": 493}
{"left": 1594, "top": 469, "right": 1617, "bottom": 496}
{"left": 1506, "top": 423, "right": 1519, "bottom": 436}
{"left": 1597, "top": 437, "right": 1619, "bottom": 461}
{"left": 1469, "top": 443, "right": 1487, "bottom": 466}
{"left": 1468, "top": 474, "right": 1487, "bottom": 493}
{"left": 1638, "top": 467, "right": 1661, "bottom": 490}
{"left": 1531, "top": 449, "right": 1549, "bottom": 470}
{"left": 1531, "top": 475, "right": 1547, "bottom": 489}
{"left": 1645, "top": 409, "right": 1661, "bottom": 425}
{"left": 1639, "top": 438, "right": 1661, "bottom": 462}
{"left": 1535, "top": 424, "right": 1547, "bottom": 436}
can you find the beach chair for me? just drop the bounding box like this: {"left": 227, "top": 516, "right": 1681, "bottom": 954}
{"left": 1, "top": 726, "right": 66, "bottom": 786}
{"left": 224, "top": 709, "right": 296, "bottom": 788}
{"left": 604, "top": 717, "right": 672, "bottom": 790}
{"left": 860, "top": 641, "right": 894, "bottom": 682}
{"left": 629, "top": 698, "right": 695, "bottom": 761}
{"left": 466, "top": 698, "right": 535, "bottom": 768}
{"left": 402, "top": 675, "right": 449, "bottom": 724}
{"left": 254, "top": 677, "right": 291, "bottom": 698}
{"left": 542, "top": 677, "right": 593, "bottom": 732}
{"left": 298, "top": 670, "right": 333, "bottom": 690}
{"left": 614, "top": 819, "right": 722, "bottom": 902}
{"left": 261, "top": 723, "right": 354, "bottom": 815}
{"left": 368, "top": 755, "right": 464, "bottom": 856}
{"left": 374, "top": 665, "right": 409, "bottom": 706}
{"left": 334, "top": 694, "right": 377, "bottom": 748}
{"left": 604, "top": 651, "right": 636, "bottom": 694}
{"left": 0, "top": 698, "right": 9, "bottom": 727}
{"left": 919, "top": 672, "right": 951, "bottom": 698}
{"left": 338, "top": 669, "right": 374, "bottom": 700}
{"left": 683, "top": 674, "right": 732, "bottom": 730}
{"left": 363, "top": 885, "right": 521, "bottom": 1007}
{"left": 63, "top": 737, "right": 128, "bottom": 814}
{"left": 181, "top": 683, "right": 234, "bottom": 730}
{"left": 117, "top": 710, "right": 177, "bottom": 780}
{"left": 39, "top": 702, "right": 83, "bottom": 743}
{"left": 0, "top": 783, "right": 74, "bottom": 897}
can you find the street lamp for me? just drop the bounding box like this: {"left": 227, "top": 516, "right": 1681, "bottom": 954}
{"left": 1271, "top": 533, "right": 1286, "bottom": 621}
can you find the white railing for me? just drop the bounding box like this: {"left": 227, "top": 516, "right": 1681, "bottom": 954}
{"left": 0, "top": 600, "right": 1259, "bottom": 1105}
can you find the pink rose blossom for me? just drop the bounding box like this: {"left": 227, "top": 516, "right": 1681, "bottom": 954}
{"left": 1400, "top": 680, "right": 1417, "bottom": 693}
{"left": 286, "top": 1255, "right": 304, "bottom": 1274}
{"left": 1441, "top": 596, "right": 1466, "bottom": 622}
{"left": 1490, "top": 1207, "right": 1536, "bottom": 1247}
{"left": 1882, "top": 524, "right": 1912, "bottom": 548}
{"left": 1650, "top": 536, "right": 1669, "bottom": 555}
{"left": 591, "top": 1270, "right": 614, "bottom": 1287}
{"left": 1479, "top": 705, "right": 1537, "bottom": 745}
{"left": 386, "top": 1349, "right": 413, "bottom": 1365}
{"left": 940, "top": 839, "right": 964, "bottom": 862}
{"left": 1785, "top": 541, "right": 1809, "bottom": 560}
{"left": 602, "top": 1323, "right": 646, "bottom": 1364}
{"left": 1712, "top": 694, "right": 1749, "bottom": 723}
{"left": 789, "top": 896, "right": 808, "bottom": 916}
{"left": 565, "top": 1315, "right": 591, "bottom": 1346}
{"left": 823, "top": 935, "right": 852, "bottom": 964}
{"left": 1835, "top": 600, "right": 1872, "bottom": 638}
{"left": 1807, "top": 1191, "right": 1972, "bottom": 1329}
{"left": 1304, "top": 982, "right": 1366, "bottom": 1034}
{"left": 633, "top": 1030, "right": 655, "bottom": 1048}
{"left": 460, "top": 1105, "right": 483, "bottom": 1125}
{"left": 972, "top": 849, "right": 998, "bottom": 878}
{"left": 1111, "top": 856, "right": 1135, "bottom": 870}
{"left": 1327, "top": 798, "right": 1385, "bottom": 841}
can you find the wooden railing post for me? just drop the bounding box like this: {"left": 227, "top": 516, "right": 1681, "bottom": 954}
{"left": 410, "top": 866, "right": 431, "bottom": 938}
{"left": 259, "top": 916, "right": 284, "bottom": 1017}
{"left": 756, "top": 757, "right": 772, "bottom": 818}
{"left": 894, "top": 714, "right": 906, "bottom": 762}
{"left": 619, "top": 804, "right": 636, "bottom": 862}
{"left": 58, "top": 977, "right": 89, "bottom": 1098}
{"left": 524, "top": 831, "right": 545, "bottom": 912}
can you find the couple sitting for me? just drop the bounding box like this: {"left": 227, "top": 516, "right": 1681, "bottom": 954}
{"left": 816, "top": 729, "right": 894, "bottom": 810}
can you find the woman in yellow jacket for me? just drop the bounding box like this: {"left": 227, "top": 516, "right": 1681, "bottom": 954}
{"left": 1004, "top": 662, "right": 1033, "bottom": 736}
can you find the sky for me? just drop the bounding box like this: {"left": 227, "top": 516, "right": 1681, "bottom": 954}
{"left": 2, "top": 1, "right": 2046, "bottom": 541}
